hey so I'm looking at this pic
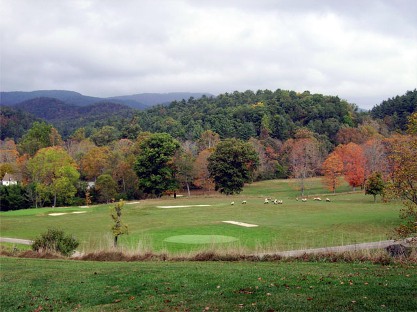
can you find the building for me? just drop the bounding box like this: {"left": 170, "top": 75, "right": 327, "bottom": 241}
{"left": 1, "top": 173, "right": 18, "bottom": 186}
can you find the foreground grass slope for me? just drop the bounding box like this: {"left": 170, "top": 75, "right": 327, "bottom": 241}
{"left": 1, "top": 257, "right": 416, "bottom": 311}
{"left": 0, "top": 178, "right": 403, "bottom": 254}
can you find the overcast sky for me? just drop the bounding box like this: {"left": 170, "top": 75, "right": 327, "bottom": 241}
{"left": 1, "top": 0, "right": 416, "bottom": 109}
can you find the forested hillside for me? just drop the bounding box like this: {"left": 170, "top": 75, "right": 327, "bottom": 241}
{"left": 371, "top": 89, "right": 417, "bottom": 131}
{"left": 133, "top": 89, "right": 358, "bottom": 144}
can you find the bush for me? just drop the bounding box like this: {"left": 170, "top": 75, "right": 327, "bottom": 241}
{"left": 32, "top": 228, "right": 79, "bottom": 257}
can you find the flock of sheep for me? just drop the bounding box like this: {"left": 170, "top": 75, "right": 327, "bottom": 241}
{"left": 231, "top": 197, "right": 331, "bottom": 205}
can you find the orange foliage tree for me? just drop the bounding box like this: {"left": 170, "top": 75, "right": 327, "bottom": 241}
{"left": 385, "top": 134, "right": 417, "bottom": 238}
{"left": 322, "top": 152, "right": 344, "bottom": 193}
{"left": 335, "top": 142, "right": 365, "bottom": 190}
{"left": 193, "top": 148, "right": 215, "bottom": 193}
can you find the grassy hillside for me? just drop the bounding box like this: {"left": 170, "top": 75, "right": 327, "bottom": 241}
{"left": 0, "top": 178, "right": 402, "bottom": 255}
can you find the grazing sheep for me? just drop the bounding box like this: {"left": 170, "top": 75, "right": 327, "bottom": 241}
{"left": 301, "top": 198, "right": 307, "bottom": 202}
{"left": 326, "top": 198, "right": 331, "bottom": 202}
{"left": 278, "top": 200, "right": 283, "bottom": 204}
{"left": 242, "top": 200, "right": 247, "bottom": 204}
{"left": 231, "top": 201, "right": 235, "bottom": 205}
{"left": 273, "top": 199, "right": 278, "bottom": 204}
{"left": 313, "top": 197, "right": 322, "bottom": 201}
{"left": 264, "top": 198, "right": 269, "bottom": 204}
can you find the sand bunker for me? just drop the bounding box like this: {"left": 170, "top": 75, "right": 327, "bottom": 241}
{"left": 157, "top": 205, "right": 211, "bottom": 209}
{"left": 48, "top": 211, "right": 87, "bottom": 216}
{"left": 164, "top": 235, "right": 238, "bottom": 244}
{"left": 222, "top": 221, "right": 259, "bottom": 227}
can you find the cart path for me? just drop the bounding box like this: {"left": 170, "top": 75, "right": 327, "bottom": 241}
{"left": 0, "top": 237, "right": 33, "bottom": 245}
{"left": 255, "top": 239, "right": 404, "bottom": 258}
{"left": 2, "top": 237, "right": 412, "bottom": 258}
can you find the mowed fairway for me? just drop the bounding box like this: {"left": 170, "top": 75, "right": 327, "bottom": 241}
{"left": 0, "top": 178, "right": 403, "bottom": 254}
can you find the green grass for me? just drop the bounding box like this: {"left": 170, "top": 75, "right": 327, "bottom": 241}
{"left": 0, "top": 178, "right": 403, "bottom": 254}
{"left": 1, "top": 257, "right": 416, "bottom": 311}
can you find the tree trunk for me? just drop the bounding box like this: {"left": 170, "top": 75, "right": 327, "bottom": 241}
{"left": 114, "top": 235, "right": 118, "bottom": 247}
{"left": 186, "top": 182, "right": 190, "bottom": 197}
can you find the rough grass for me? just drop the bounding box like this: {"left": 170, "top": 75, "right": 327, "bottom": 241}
{"left": 1, "top": 256, "right": 416, "bottom": 311}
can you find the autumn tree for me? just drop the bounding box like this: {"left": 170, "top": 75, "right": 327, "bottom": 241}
{"left": 80, "top": 146, "right": 111, "bottom": 181}
{"left": 362, "top": 138, "right": 388, "bottom": 179}
{"left": 110, "top": 139, "right": 139, "bottom": 199}
{"left": 174, "top": 148, "right": 196, "bottom": 196}
{"left": 322, "top": 152, "right": 344, "bottom": 193}
{"left": 27, "top": 146, "right": 79, "bottom": 207}
{"left": 193, "top": 148, "right": 215, "bottom": 193}
{"left": 207, "top": 138, "right": 259, "bottom": 195}
{"left": 134, "top": 133, "right": 180, "bottom": 197}
{"left": 285, "top": 130, "right": 322, "bottom": 196}
{"left": 335, "top": 143, "right": 366, "bottom": 190}
{"left": 385, "top": 134, "right": 417, "bottom": 238}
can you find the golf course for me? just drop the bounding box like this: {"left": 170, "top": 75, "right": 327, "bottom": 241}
{"left": 0, "top": 178, "right": 404, "bottom": 255}
{"left": 1, "top": 178, "right": 416, "bottom": 311}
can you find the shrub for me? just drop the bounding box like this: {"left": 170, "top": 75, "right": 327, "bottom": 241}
{"left": 32, "top": 228, "right": 79, "bottom": 257}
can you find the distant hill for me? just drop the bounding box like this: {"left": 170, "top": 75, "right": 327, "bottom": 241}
{"left": 3, "top": 97, "right": 136, "bottom": 138}
{"left": 370, "top": 89, "right": 417, "bottom": 131}
{"left": 0, "top": 90, "right": 213, "bottom": 110}
{"left": 109, "top": 92, "right": 214, "bottom": 108}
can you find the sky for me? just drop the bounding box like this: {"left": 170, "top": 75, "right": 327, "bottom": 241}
{"left": 1, "top": 0, "right": 416, "bottom": 109}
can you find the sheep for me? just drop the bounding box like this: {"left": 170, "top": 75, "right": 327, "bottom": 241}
{"left": 264, "top": 198, "right": 269, "bottom": 204}
{"left": 278, "top": 200, "right": 283, "bottom": 204}
{"left": 242, "top": 200, "right": 247, "bottom": 204}
{"left": 231, "top": 201, "right": 235, "bottom": 205}
{"left": 313, "top": 197, "right": 322, "bottom": 201}
{"left": 273, "top": 199, "right": 278, "bottom": 204}
{"left": 326, "top": 198, "right": 331, "bottom": 202}
{"left": 301, "top": 198, "right": 307, "bottom": 202}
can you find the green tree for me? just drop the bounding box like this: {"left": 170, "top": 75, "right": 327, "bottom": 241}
{"left": 134, "top": 133, "right": 180, "bottom": 197}
{"left": 365, "top": 171, "right": 385, "bottom": 202}
{"left": 18, "top": 122, "right": 62, "bottom": 156}
{"left": 110, "top": 200, "right": 128, "bottom": 247}
{"left": 90, "top": 126, "right": 120, "bottom": 147}
{"left": 95, "top": 174, "right": 117, "bottom": 203}
{"left": 27, "top": 147, "right": 79, "bottom": 207}
{"left": 207, "top": 138, "right": 259, "bottom": 195}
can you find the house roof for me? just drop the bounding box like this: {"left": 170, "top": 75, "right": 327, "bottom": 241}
{"left": 2, "top": 173, "right": 17, "bottom": 182}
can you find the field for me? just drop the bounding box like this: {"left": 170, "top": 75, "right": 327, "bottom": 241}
{"left": 0, "top": 178, "right": 404, "bottom": 255}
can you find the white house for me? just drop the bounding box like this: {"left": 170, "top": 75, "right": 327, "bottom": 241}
{"left": 2, "top": 173, "right": 18, "bottom": 186}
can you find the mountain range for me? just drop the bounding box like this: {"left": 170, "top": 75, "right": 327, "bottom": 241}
{"left": 0, "top": 90, "right": 213, "bottom": 110}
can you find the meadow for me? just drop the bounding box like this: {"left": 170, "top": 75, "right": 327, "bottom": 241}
{"left": 0, "top": 178, "right": 403, "bottom": 255}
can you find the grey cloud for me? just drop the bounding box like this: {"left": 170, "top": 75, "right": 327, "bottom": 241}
{"left": 1, "top": 0, "right": 416, "bottom": 109}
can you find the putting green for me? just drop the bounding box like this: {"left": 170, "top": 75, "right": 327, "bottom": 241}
{"left": 164, "top": 235, "right": 238, "bottom": 244}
